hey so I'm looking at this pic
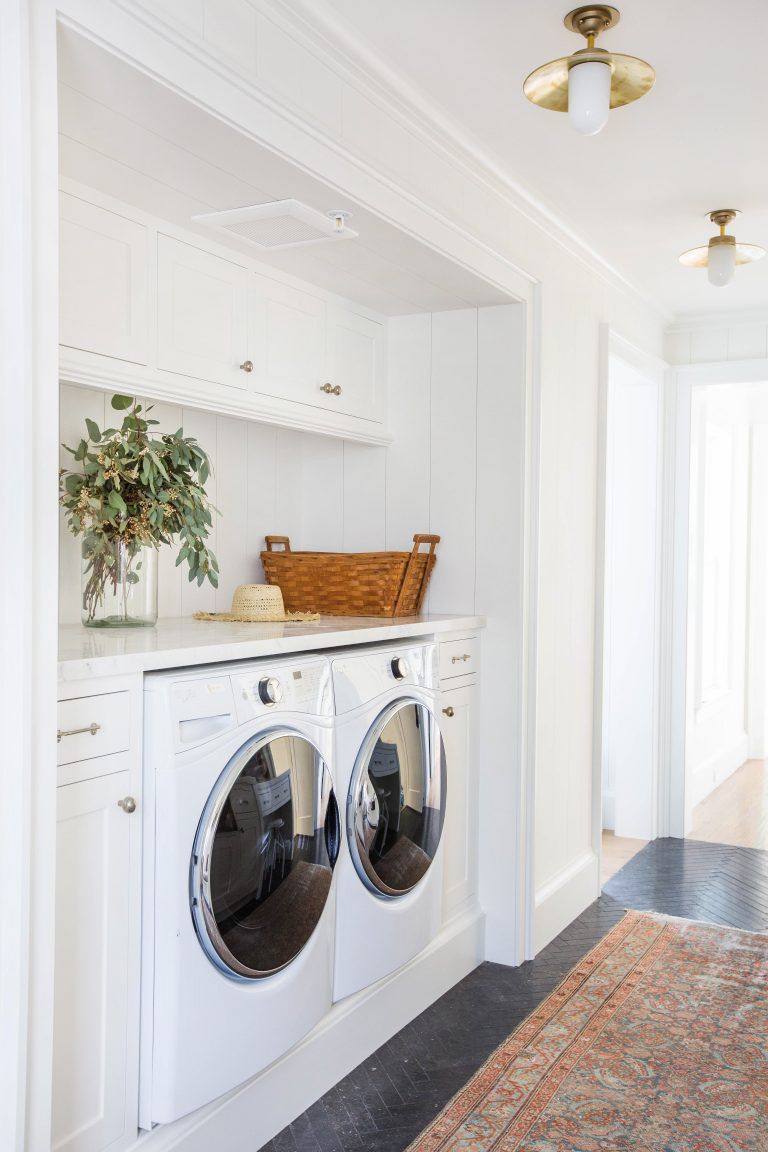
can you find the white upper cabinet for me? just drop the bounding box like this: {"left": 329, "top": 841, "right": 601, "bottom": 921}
{"left": 60, "top": 192, "right": 149, "bottom": 364}
{"left": 157, "top": 235, "right": 249, "bottom": 391}
{"left": 326, "top": 305, "right": 385, "bottom": 422}
{"left": 250, "top": 272, "right": 327, "bottom": 405}
{"left": 58, "top": 183, "right": 389, "bottom": 444}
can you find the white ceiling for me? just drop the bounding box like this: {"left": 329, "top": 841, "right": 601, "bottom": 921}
{"left": 57, "top": 27, "right": 511, "bottom": 316}
{"left": 298, "top": 0, "right": 768, "bottom": 318}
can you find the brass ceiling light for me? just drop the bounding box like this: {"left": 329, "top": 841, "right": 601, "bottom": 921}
{"left": 679, "top": 210, "right": 767, "bottom": 288}
{"left": 524, "top": 6, "right": 655, "bottom": 135}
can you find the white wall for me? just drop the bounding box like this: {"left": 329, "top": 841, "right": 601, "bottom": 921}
{"left": 601, "top": 356, "right": 660, "bottom": 839}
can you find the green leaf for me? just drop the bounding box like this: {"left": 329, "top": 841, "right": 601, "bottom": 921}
{"left": 107, "top": 490, "right": 127, "bottom": 513}
{"left": 111, "top": 394, "right": 134, "bottom": 411}
{"left": 85, "top": 418, "right": 101, "bottom": 442}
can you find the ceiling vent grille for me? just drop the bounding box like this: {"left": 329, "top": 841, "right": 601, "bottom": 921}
{"left": 192, "top": 199, "right": 357, "bottom": 251}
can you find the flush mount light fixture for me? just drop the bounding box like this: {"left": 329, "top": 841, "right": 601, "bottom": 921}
{"left": 523, "top": 6, "right": 655, "bottom": 135}
{"left": 679, "top": 210, "right": 767, "bottom": 288}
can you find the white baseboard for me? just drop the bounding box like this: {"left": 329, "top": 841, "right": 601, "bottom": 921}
{"left": 533, "top": 850, "right": 598, "bottom": 955}
{"left": 689, "top": 736, "right": 748, "bottom": 809}
{"left": 133, "top": 906, "right": 484, "bottom": 1152}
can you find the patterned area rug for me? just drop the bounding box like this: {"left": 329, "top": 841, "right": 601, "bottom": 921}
{"left": 408, "top": 911, "right": 768, "bottom": 1151}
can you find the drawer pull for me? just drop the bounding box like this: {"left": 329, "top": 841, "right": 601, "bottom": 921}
{"left": 57, "top": 722, "right": 101, "bottom": 743}
{"left": 442, "top": 706, "right": 455, "bottom": 718}
{"left": 451, "top": 653, "right": 472, "bottom": 664}
{"left": 117, "top": 796, "right": 137, "bottom": 814}
{"left": 239, "top": 360, "right": 254, "bottom": 373}
{"left": 320, "top": 382, "right": 342, "bottom": 396}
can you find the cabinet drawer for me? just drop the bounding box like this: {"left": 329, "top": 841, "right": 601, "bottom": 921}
{"left": 57, "top": 692, "right": 130, "bottom": 767}
{"left": 439, "top": 637, "right": 479, "bottom": 681}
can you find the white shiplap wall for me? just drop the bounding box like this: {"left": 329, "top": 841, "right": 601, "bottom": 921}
{"left": 59, "top": 386, "right": 388, "bottom": 623}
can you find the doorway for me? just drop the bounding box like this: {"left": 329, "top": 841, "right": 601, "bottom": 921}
{"left": 597, "top": 336, "right": 665, "bottom": 884}
{"left": 681, "top": 382, "right": 768, "bottom": 851}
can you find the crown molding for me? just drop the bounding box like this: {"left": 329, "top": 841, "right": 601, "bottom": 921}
{"left": 254, "top": 0, "right": 672, "bottom": 324}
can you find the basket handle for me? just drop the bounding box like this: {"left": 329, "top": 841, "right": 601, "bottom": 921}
{"left": 411, "top": 533, "right": 440, "bottom": 556}
{"left": 265, "top": 535, "right": 291, "bottom": 553}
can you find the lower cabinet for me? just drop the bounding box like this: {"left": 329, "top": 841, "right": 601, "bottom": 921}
{"left": 53, "top": 769, "right": 140, "bottom": 1152}
{"left": 440, "top": 679, "right": 479, "bottom": 918}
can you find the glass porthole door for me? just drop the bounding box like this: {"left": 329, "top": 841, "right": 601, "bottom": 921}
{"left": 191, "top": 731, "right": 339, "bottom": 980}
{"left": 349, "top": 700, "right": 446, "bottom": 898}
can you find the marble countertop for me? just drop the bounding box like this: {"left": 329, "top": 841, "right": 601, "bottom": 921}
{"left": 58, "top": 613, "right": 485, "bottom": 681}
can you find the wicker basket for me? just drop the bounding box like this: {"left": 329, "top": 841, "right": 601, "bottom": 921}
{"left": 260, "top": 534, "right": 439, "bottom": 618}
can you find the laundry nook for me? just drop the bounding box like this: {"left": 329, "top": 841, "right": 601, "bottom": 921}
{"left": 6, "top": 3, "right": 768, "bottom": 1152}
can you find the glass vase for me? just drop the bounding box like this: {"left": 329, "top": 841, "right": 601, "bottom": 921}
{"left": 81, "top": 538, "right": 158, "bottom": 628}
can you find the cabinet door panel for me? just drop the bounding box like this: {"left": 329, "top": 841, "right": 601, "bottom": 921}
{"left": 53, "top": 771, "right": 135, "bottom": 1152}
{"left": 250, "top": 273, "right": 326, "bottom": 405}
{"left": 326, "top": 306, "right": 384, "bottom": 421}
{"left": 157, "top": 234, "right": 248, "bottom": 389}
{"left": 60, "top": 193, "right": 148, "bottom": 364}
{"left": 440, "top": 682, "right": 478, "bottom": 917}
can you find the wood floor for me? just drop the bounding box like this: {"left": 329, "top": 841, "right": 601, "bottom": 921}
{"left": 601, "top": 759, "right": 768, "bottom": 883}
{"left": 690, "top": 758, "right": 768, "bottom": 849}
{"left": 601, "top": 832, "right": 647, "bottom": 884}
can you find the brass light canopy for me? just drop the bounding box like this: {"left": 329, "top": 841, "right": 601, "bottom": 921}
{"left": 678, "top": 210, "right": 766, "bottom": 270}
{"left": 523, "top": 5, "right": 655, "bottom": 120}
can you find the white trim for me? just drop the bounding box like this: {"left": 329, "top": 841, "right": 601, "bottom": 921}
{"left": 0, "top": 3, "right": 59, "bottom": 1149}
{"left": 129, "top": 907, "right": 483, "bottom": 1152}
{"left": 520, "top": 285, "right": 542, "bottom": 962}
{"left": 534, "top": 851, "right": 598, "bottom": 954}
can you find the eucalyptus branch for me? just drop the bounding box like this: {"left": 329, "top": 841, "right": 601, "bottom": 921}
{"left": 60, "top": 394, "right": 219, "bottom": 620}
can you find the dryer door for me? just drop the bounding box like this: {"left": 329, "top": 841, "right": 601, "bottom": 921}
{"left": 349, "top": 700, "right": 446, "bottom": 898}
{"left": 191, "top": 730, "right": 339, "bottom": 980}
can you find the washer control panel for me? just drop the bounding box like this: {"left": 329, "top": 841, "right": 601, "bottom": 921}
{"left": 233, "top": 658, "right": 331, "bottom": 725}
{"left": 332, "top": 644, "right": 437, "bottom": 713}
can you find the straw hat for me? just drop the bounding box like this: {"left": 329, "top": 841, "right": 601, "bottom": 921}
{"left": 193, "top": 584, "right": 318, "bottom": 623}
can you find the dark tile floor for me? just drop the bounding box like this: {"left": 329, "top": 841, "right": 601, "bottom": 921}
{"left": 260, "top": 838, "right": 768, "bottom": 1152}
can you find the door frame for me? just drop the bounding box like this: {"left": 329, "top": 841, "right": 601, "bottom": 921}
{"left": 665, "top": 355, "right": 768, "bottom": 837}
{"left": 593, "top": 326, "right": 670, "bottom": 874}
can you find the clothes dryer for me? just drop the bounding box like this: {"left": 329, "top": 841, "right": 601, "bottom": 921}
{"left": 332, "top": 643, "right": 447, "bottom": 1001}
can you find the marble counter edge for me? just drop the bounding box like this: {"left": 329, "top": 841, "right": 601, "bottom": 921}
{"left": 58, "top": 614, "right": 486, "bottom": 682}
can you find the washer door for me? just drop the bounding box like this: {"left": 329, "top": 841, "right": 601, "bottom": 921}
{"left": 349, "top": 700, "right": 446, "bottom": 898}
{"left": 191, "top": 730, "right": 339, "bottom": 980}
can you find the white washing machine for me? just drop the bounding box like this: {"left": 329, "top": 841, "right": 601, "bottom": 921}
{"left": 141, "top": 655, "right": 338, "bottom": 1126}
{"left": 332, "top": 642, "right": 447, "bottom": 1001}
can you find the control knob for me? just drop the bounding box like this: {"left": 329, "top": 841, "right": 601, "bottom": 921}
{"left": 258, "top": 676, "right": 283, "bottom": 705}
{"left": 391, "top": 657, "right": 410, "bottom": 681}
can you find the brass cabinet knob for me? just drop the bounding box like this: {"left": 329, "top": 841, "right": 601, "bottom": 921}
{"left": 320, "top": 383, "right": 342, "bottom": 395}
{"left": 117, "top": 796, "right": 137, "bottom": 814}
{"left": 239, "top": 360, "right": 254, "bottom": 373}
{"left": 451, "top": 653, "right": 471, "bottom": 664}
{"left": 442, "top": 706, "right": 455, "bottom": 718}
